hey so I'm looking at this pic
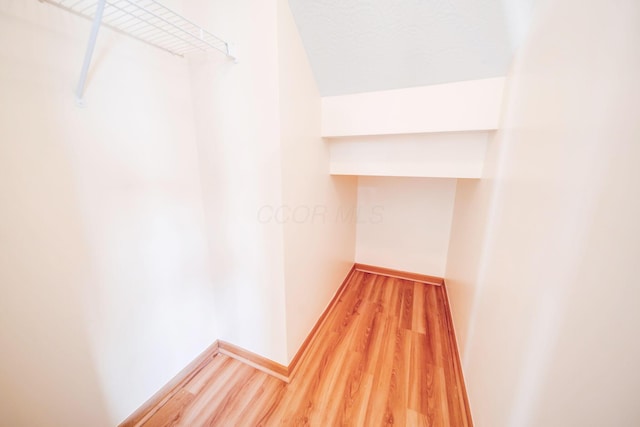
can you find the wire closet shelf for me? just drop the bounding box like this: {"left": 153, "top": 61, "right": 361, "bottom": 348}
{"left": 41, "top": 0, "right": 231, "bottom": 57}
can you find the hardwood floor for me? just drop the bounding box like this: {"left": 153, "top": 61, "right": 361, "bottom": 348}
{"left": 139, "top": 270, "right": 471, "bottom": 426}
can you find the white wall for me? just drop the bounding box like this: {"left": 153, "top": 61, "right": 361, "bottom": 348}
{"left": 277, "top": 0, "right": 358, "bottom": 361}
{"left": 356, "top": 177, "right": 456, "bottom": 277}
{"left": 445, "top": 0, "right": 640, "bottom": 425}
{"left": 0, "top": 1, "right": 218, "bottom": 425}
{"left": 322, "top": 77, "right": 505, "bottom": 137}
{"left": 443, "top": 134, "right": 499, "bottom": 357}
{"left": 187, "top": 0, "right": 358, "bottom": 365}
{"left": 186, "top": 0, "right": 288, "bottom": 364}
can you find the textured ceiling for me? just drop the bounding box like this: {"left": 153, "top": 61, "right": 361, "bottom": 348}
{"left": 288, "top": 0, "right": 533, "bottom": 96}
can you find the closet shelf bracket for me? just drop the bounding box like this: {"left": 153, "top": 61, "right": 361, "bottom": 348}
{"left": 39, "top": 0, "right": 236, "bottom": 105}
{"left": 76, "top": 0, "right": 106, "bottom": 106}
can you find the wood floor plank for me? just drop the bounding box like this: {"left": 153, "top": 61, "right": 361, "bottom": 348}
{"left": 364, "top": 307, "right": 399, "bottom": 425}
{"left": 138, "top": 271, "right": 472, "bottom": 427}
{"left": 412, "top": 281, "right": 427, "bottom": 334}
{"left": 400, "top": 279, "right": 414, "bottom": 331}
{"left": 386, "top": 326, "right": 409, "bottom": 426}
{"left": 182, "top": 352, "right": 229, "bottom": 395}
{"left": 245, "top": 377, "right": 288, "bottom": 426}
{"left": 174, "top": 356, "right": 246, "bottom": 426}
{"left": 140, "top": 389, "right": 194, "bottom": 427}
{"left": 408, "top": 408, "right": 430, "bottom": 426}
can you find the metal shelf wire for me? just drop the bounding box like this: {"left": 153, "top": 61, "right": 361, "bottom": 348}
{"left": 40, "top": 0, "right": 234, "bottom": 104}
{"left": 41, "top": 0, "right": 232, "bottom": 58}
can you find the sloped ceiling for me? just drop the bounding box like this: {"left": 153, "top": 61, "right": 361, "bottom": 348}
{"left": 288, "top": 0, "right": 533, "bottom": 96}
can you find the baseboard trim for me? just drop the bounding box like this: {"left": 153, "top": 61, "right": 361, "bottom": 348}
{"left": 119, "top": 340, "right": 220, "bottom": 427}
{"left": 218, "top": 340, "right": 289, "bottom": 383}
{"left": 440, "top": 282, "right": 474, "bottom": 426}
{"left": 354, "top": 263, "right": 444, "bottom": 286}
{"left": 119, "top": 265, "right": 358, "bottom": 426}
{"left": 287, "top": 263, "right": 356, "bottom": 378}
{"left": 119, "top": 263, "right": 453, "bottom": 426}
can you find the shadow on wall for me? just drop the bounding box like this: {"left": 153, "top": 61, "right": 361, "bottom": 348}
{"left": 0, "top": 109, "right": 111, "bottom": 425}
{"left": 0, "top": 1, "right": 221, "bottom": 424}
{"left": 445, "top": 0, "right": 640, "bottom": 425}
